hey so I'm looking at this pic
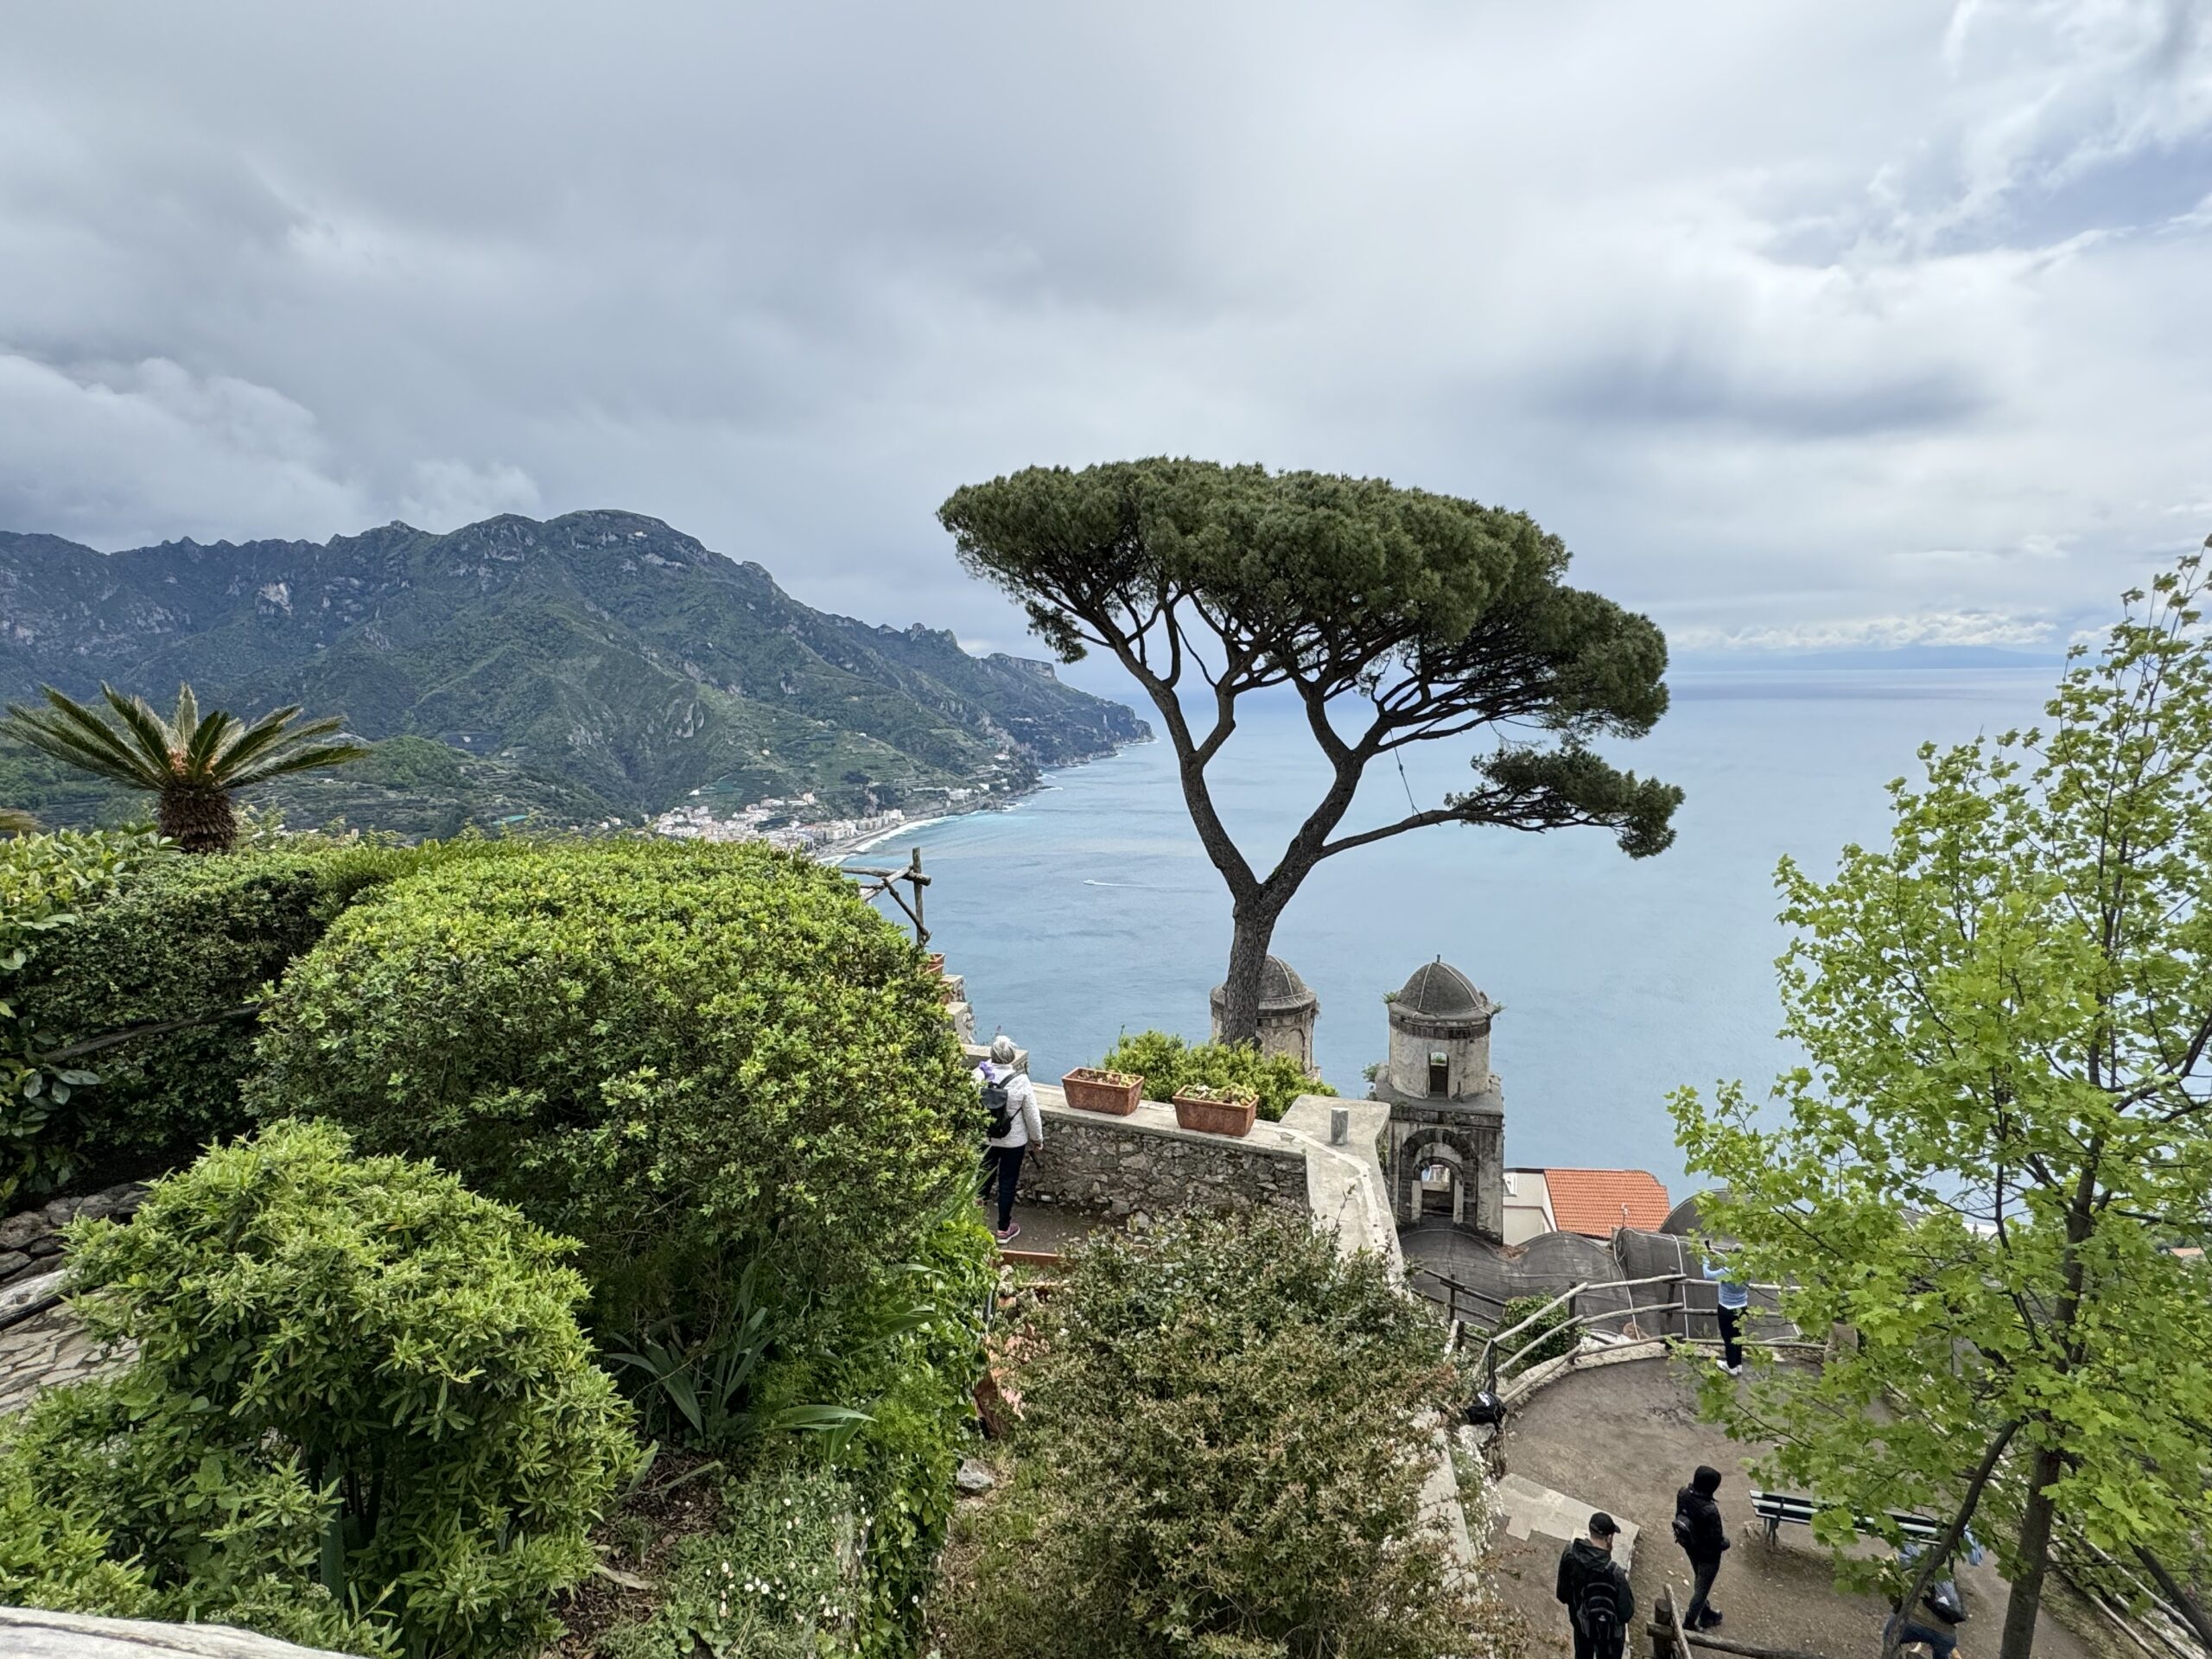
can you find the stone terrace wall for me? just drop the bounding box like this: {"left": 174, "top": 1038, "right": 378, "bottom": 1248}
{"left": 1016, "top": 1090, "right": 1310, "bottom": 1223}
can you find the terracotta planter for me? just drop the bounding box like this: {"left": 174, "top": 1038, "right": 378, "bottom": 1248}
{"left": 925, "top": 952, "right": 946, "bottom": 976}
{"left": 1172, "top": 1090, "right": 1259, "bottom": 1137}
{"left": 1061, "top": 1068, "right": 1141, "bottom": 1116}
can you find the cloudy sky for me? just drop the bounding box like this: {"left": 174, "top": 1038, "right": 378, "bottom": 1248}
{"left": 3, "top": 0, "right": 2208, "bottom": 673}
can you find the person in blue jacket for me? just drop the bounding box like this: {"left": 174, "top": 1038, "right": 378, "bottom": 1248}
{"left": 1704, "top": 1244, "right": 1749, "bottom": 1374}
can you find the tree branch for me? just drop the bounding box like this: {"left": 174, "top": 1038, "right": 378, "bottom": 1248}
{"left": 36, "top": 1002, "right": 262, "bottom": 1064}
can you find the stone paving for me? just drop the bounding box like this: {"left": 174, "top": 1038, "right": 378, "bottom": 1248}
{"left": 0, "top": 1270, "right": 127, "bottom": 1417}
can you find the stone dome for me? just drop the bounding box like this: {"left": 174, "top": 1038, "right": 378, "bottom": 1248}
{"left": 1392, "top": 960, "right": 1491, "bottom": 1022}
{"left": 1210, "top": 955, "right": 1319, "bottom": 1013}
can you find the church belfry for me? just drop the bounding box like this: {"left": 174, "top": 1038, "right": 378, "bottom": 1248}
{"left": 1370, "top": 959, "right": 1506, "bottom": 1237}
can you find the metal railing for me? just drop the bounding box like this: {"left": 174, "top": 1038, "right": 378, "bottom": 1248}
{"left": 1418, "top": 1271, "right": 1815, "bottom": 1393}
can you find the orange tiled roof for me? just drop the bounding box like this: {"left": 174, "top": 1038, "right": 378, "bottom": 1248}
{"left": 1541, "top": 1167, "right": 1671, "bottom": 1238}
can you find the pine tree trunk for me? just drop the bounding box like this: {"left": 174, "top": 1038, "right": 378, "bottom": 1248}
{"left": 1999, "top": 1442, "right": 2066, "bottom": 1659}
{"left": 1215, "top": 901, "right": 1283, "bottom": 1046}
{"left": 158, "top": 785, "right": 238, "bottom": 854}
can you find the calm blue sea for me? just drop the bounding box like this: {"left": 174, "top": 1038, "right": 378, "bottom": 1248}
{"left": 851, "top": 671, "right": 2058, "bottom": 1197}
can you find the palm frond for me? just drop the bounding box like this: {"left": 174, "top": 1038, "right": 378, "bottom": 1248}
{"left": 180, "top": 709, "right": 239, "bottom": 782}
{"left": 101, "top": 685, "right": 182, "bottom": 777}
{"left": 3, "top": 689, "right": 168, "bottom": 789}
{"left": 225, "top": 738, "right": 372, "bottom": 790}
{"left": 0, "top": 807, "right": 36, "bottom": 836}
{"left": 173, "top": 683, "right": 200, "bottom": 750}
{"left": 214, "top": 704, "right": 316, "bottom": 775}
{"left": 3, "top": 683, "right": 367, "bottom": 807}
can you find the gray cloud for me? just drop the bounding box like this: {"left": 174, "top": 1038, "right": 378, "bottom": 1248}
{"left": 0, "top": 0, "right": 2207, "bottom": 695}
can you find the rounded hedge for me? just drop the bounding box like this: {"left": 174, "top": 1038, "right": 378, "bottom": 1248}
{"left": 249, "top": 839, "right": 980, "bottom": 1332}
{"left": 9, "top": 834, "right": 536, "bottom": 1190}
{"left": 8, "top": 1120, "right": 635, "bottom": 1659}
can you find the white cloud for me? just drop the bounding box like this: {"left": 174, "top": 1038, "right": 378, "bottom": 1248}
{"left": 1676, "top": 612, "right": 2060, "bottom": 652}
{"left": 0, "top": 0, "right": 2205, "bottom": 664}
{"left": 396, "top": 459, "right": 541, "bottom": 531}
{"left": 0, "top": 353, "right": 364, "bottom": 547}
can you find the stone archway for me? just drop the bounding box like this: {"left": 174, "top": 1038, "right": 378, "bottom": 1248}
{"left": 1395, "top": 1134, "right": 1474, "bottom": 1227}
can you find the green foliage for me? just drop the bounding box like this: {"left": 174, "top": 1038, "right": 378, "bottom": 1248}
{"left": 797, "top": 1196, "right": 995, "bottom": 1656}
{"left": 601, "top": 1468, "right": 861, "bottom": 1659}
{"left": 3, "top": 682, "right": 365, "bottom": 852}
{"left": 1670, "top": 553, "right": 2212, "bottom": 1659}
{"left": 252, "top": 839, "right": 982, "bottom": 1340}
{"left": 0, "top": 827, "right": 173, "bottom": 1195}
{"left": 10, "top": 849, "right": 329, "bottom": 1179}
{"left": 0, "top": 1451, "right": 156, "bottom": 1618}
{"left": 1494, "top": 1294, "right": 1577, "bottom": 1378}
{"left": 938, "top": 461, "right": 1678, "bottom": 1042}
{"left": 3, "top": 510, "right": 1147, "bottom": 819}
{"left": 5, "top": 834, "right": 538, "bottom": 1192}
{"left": 6, "top": 1121, "right": 637, "bottom": 1659}
{"left": 3, "top": 731, "right": 634, "bottom": 841}
{"left": 933, "top": 1211, "right": 1491, "bottom": 1659}
{"left": 1097, "top": 1029, "right": 1333, "bottom": 1122}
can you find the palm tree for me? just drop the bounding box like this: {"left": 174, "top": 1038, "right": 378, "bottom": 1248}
{"left": 1, "top": 684, "right": 367, "bottom": 853}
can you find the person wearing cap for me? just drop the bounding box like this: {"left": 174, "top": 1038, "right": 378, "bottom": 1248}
{"left": 976, "top": 1033, "right": 1042, "bottom": 1243}
{"left": 1556, "top": 1511, "right": 1634, "bottom": 1659}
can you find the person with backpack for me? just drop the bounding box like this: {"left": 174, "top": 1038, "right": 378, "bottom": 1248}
{"left": 1556, "top": 1511, "right": 1633, "bottom": 1659}
{"left": 1673, "top": 1464, "right": 1731, "bottom": 1632}
{"left": 976, "top": 1033, "right": 1042, "bottom": 1243}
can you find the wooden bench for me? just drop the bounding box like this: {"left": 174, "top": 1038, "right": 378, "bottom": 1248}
{"left": 1748, "top": 1489, "right": 1942, "bottom": 1548}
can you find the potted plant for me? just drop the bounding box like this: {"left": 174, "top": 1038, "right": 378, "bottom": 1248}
{"left": 1171, "top": 1083, "right": 1259, "bottom": 1138}
{"left": 925, "top": 952, "right": 947, "bottom": 976}
{"left": 1061, "top": 1067, "right": 1142, "bottom": 1116}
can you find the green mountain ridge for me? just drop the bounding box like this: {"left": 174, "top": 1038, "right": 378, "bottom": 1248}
{"left": 0, "top": 510, "right": 1149, "bottom": 830}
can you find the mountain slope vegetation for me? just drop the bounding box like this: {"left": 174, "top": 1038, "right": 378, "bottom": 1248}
{"left": 1, "top": 510, "right": 1147, "bottom": 825}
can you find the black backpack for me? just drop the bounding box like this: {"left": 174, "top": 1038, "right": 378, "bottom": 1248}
{"left": 981, "top": 1071, "right": 1014, "bottom": 1139}
{"left": 1574, "top": 1567, "right": 1625, "bottom": 1659}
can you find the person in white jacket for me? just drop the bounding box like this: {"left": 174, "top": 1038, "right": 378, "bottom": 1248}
{"left": 977, "top": 1033, "right": 1043, "bottom": 1243}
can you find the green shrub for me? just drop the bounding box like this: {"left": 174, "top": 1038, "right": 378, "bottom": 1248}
{"left": 251, "top": 839, "right": 980, "bottom": 1341}
{"left": 1494, "top": 1294, "right": 1578, "bottom": 1378}
{"left": 601, "top": 1467, "right": 861, "bottom": 1659}
{"left": 933, "top": 1211, "right": 1489, "bottom": 1659}
{"left": 4, "top": 1121, "right": 638, "bottom": 1659}
{"left": 766, "top": 1195, "right": 995, "bottom": 1656}
{"left": 10, "top": 850, "right": 330, "bottom": 1176}
{"left": 1096, "top": 1029, "right": 1334, "bottom": 1122}
{"left": 0, "top": 827, "right": 172, "bottom": 1194}
{"left": 5, "top": 833, "right": 536, "bottom": 1190}
{"left": 0, "top": 1451, "right": 156, "bottom": 1619}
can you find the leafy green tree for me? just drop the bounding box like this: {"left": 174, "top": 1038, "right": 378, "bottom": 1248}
{"left": 940, "top": 461, "right": 1681, "bottom": 1041}
{"left": 4, "top": 1120, "right": 638, "bottom": 1659}
{"left": 1, "top": 683, "right": 365, "bottom": 852}
{"left": 1671, "top": 549, "right": 2212, "bottom": 1659}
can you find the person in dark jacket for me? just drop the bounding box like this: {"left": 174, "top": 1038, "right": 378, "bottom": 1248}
{"left": 1556, "top": 1512, "right": 1634, "bottom": 1659}
{"left": 1674, "top": 1465, "right": 1731, "bottom": 1631}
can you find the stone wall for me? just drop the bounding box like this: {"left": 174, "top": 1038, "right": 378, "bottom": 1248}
{"left": 1015, "top": 1089, "right": 1310, "bottom": 1224}
{"left": 0, "top": 1182, "right": 148, "bottom": 1288}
